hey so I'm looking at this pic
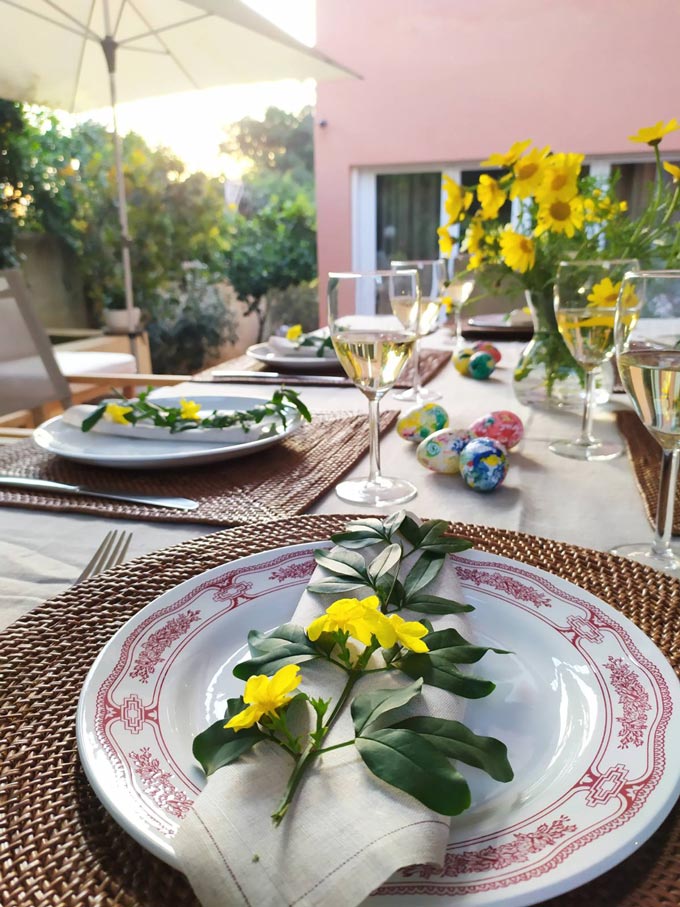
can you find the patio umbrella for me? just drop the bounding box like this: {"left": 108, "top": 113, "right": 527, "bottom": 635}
{"left": 0, "top": 0, "right": 356, "bottom": 354}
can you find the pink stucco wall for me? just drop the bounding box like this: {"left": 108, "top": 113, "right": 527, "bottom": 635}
{"left": 314, "top": 0, "right": 680, "bottom": 311}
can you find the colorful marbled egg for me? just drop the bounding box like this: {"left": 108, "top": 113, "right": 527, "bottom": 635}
{"left": 452, "top": 347, "right": 475, "bottom": 375}
{"left": 469, "top": 410, "right": 524, "bottom": 451}
{"left": 468, "top": 350, "right": 496, "bottom": 380}
{"left": 459, "top": 437, "right": 509, "bottom": 492}
{"left": 396, "top": 403, "right": 449, "bottom": 442}
{"left": 472, "top": 341, "right": 502, "bottom": 364}
{"left": 416, "top": 428, "right": 473, "bottom": 474}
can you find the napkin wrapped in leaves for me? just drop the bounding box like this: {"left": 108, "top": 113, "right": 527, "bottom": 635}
{"left": 175, "top": 514, "right": 512, "bottom": 907}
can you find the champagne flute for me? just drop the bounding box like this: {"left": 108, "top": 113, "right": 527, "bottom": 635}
{"left": 328, "top": 271, "right": 418, "bottom": 506}
{"left": 550, "top": 259, "right": 639, "bottom": 460}
{"left": 612, "top": 269, "right": 680, "bottom": 576}
{"left": 389, "top": 259, "right": 447, "bottom": 402}
{"left": 443, "top": 256, "right": 475, "bottom": 352}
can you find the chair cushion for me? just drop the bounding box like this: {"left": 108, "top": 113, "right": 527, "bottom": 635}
{"left": 54, "top": 350, "right": 137, "bottom": 376}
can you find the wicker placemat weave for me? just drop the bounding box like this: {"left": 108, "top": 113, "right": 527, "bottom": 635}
{"left": 200, "top": 348, "right": 451, "bottom": 388}
{"left": 0, "top": 411, "right": 396, "bottom": 525}
{"left": 1, "top": 515, "right": 679, "bottom": 907}
{"left": 616, "top": 409, "right": 680, "bottom": 535}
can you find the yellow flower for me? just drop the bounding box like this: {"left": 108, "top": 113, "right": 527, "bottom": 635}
{"left": 286, "top": 324, "right": 303, "bottom": 341}
{"left": 535, "top": 194, "right": 584, "bottom": 238}
{"left": 437, "top": 225, "right": 454, "bottom": 256}
{"left": 663, "top": 161, "right": 680, "bottom": 182}
{"left": 383, "top": 614, "right": 430, "bottom": 653}
{"left": 536, "top": 153, "right": 583, "bottom": 200}
{"left": 499, "top": 229, "right": 535, "bottom": 273}
{"left": 105, "top": 403, "right": 133, "bottom": 425}
{"left": 307, "top": 595, "right": 383, "bottom": 646}
{"left": 587, "top": 277, "right": 621, "bottom": 308}
{"left": 462, "top": 214, "right": 485, "bottom": 256}
{"left": 441, "top": 295, "right": 453, "bottom": 314}
{"left": 509, "top": 146, "right": 550, "bottom": 199}
{"left": 481, "top": 139, "right": 532, "bottom": 168}
{"left": 179, "top": 398, "right": 201, "bottom": 420}
{"left": 225, "top": 664, "right": 302, "bottom": 732}
{"left": 443, "top": 175, "right": 473, "bottom": 222}
{"left": 477, "top": 174, "right": 507, "bottom": 219}
{"left": 629, "top": 118, "right": 679, "bottom": 147}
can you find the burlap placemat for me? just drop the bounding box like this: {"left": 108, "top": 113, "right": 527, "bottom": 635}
{"left": 199, "top": 349, "right": 451, "bottom": 388}
{"left": 0, "top": 411, "right": 397, "bottom": 525}
{"left": 1, "top": 515, "right": 678, "bottom": 907}
{"left": 616, "top": 409, "right": 680, "bottom": 535}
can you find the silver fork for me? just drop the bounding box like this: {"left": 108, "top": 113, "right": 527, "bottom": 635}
{"left": 75, "top": 529, "right": 133, "bottom": 584}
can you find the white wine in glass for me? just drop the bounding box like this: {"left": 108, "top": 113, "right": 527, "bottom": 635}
{"left": 613, "top": 269, "right": 680, "bottom": 577}
{"left": 328, "top": 271, "right": 418, "bottom": 506}
{"left": 550, "top": 259, "right": 638, "bottom": 461}
{"left": 390, "top": 259, "right": 447, "bottom": 402}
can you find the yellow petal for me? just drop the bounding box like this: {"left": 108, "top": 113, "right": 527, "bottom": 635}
{"left": 225, "top": 703, "right": 262, "bottom": 731}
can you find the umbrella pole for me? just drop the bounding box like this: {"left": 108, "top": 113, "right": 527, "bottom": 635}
{"left": 101, "top": 32, "right": 140, "bottom": 369}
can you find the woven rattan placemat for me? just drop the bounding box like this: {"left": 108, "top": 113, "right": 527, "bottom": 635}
{"left": 2, "top": 515, "right": 678, "bottom": 907}
{"left": 616, "top": 409, "right": 680, "bottom": 535}
{"left": 0, "top": 411, "right": 397, "bottom": 525}
{"left": 199, "top": 348, "right": 451, "bottom": 388}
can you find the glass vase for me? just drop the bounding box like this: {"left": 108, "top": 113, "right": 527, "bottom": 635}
{"left": 512, "top": 288, "right": 587, "bottom": 409}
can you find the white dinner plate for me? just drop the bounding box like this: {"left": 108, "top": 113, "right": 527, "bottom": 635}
{"left": 247, "top": 341, "right": 342, "bottom": 371}
{"left": 32, "top": 394, "right": 302, "bottom": 469}
{"left": 467, "top": 313, "right": 532, "bottom": 330}
{"left": 76, "top": 544, "right": 680, "bottom": 906}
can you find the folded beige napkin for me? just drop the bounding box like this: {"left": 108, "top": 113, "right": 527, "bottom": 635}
{"left": 174, "top": 545, "right": 468, "bottom": 907}
{"left": 62, "top": 404, "right": 279, "bottom": 444}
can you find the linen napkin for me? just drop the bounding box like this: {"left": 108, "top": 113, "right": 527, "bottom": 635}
{"left": 267, "top": 334, "right": 336, "bottom": 359}
{"left": 174, "top": 540, "right": 471, "bottom": 907}
{"left": 62, "top": 404, "right": 282, "bottom": 444}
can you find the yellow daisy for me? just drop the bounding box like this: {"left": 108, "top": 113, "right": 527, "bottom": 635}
{"left": 477, "top": 174, "right": 507, "bottom": 219}
{"left": 586, "top": 277, "right": 621, "bottom": 308}
{"left": 509, "top": 146, "right": 551, "bottom": 200}
{"left": 462, "top": 214, "right": 485, "bottom": 256}
{"left": 481, "top": 139, "right": 532, "bottom": 169}
{"left": 179, "top": 399, "right": 201, "bottom": 420}
{"left": 443, "top": 175, "right": 473, "bottom": 222}
{"left": 437, "top": 225, "right": 454, "bottom": 256}
{"left": 499, "top": 229, "right": 535, "bottom": 273}
{"left": 535, "top": 194, "right": 584, "bottom": 238}
{"left": 628, "top": 118, "right": 679, "bottom": 146}
{"left": 663, "top": 161, "right": 680, "bottom": 182}
{"left": 536, "top": 152, "right": 584, "bottom": 200}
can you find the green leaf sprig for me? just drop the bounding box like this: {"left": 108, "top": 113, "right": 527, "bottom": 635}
{"left": 81, "top": 386, "right": 312, "bottom": 434}
{"left": 192, "top": 512, "right": 513, "bottom": 827}
{"left": 296, "top": 332, "right": 335, "bottom": 358}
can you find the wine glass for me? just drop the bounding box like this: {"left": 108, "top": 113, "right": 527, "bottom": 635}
{"left": 443, "top": 256, "right": 475, "bottom": 351}
{"left": 549, "top": 259, "right": 639, "bottom": 460}
{"left": 389, "top": 259, "right": 447, "bottom": 402}
{"left": 612, "top": 269, "right": 680, "bottom": 577}
{"left": 328, "top": 270, "right": 418, "bottom": 506}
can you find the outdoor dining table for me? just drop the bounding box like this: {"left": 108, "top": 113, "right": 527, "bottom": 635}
{"left": 2, "top": 333, "right": 679, "bottom": 907}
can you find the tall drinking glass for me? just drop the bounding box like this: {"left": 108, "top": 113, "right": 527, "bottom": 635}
{"left": 550, "top": 259, "right": 638, "bottom": 460}
{"left": 444, "top": 256, "right": 475, "bottom": 352}
{"left": 328, "top": 271, "right": 418, "bottom": 506}
{"left": 612, "top": 269, "right": 680, "bottom": 577}
{"left": 390, "top": 259, "right": 447, "bottom": 402}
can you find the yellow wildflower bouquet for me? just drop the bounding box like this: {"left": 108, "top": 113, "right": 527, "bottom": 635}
{"left": 439, "top": 120, "right": 680, "bottom": 404}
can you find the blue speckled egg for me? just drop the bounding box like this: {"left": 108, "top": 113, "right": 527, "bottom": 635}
{"left": 452, "top": 347, "right": 475, "bottom": 375}
{"left": 459, "top": 437, "right": 509, "bottom": 492}
{"left": 416, "top": 428, "right": 473, "bottom": 474}
{"left": 468, "top": 351, "right": 496, "bottom": 380}
{"left": 396, "top": 403, "right": 449, "bottom": 442}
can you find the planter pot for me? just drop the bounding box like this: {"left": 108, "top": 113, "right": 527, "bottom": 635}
{"left": 103, "top": 307, "right": 142, "bottom": 333}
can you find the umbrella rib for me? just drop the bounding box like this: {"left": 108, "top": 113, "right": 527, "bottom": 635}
{"left": 0, "top": 0, "right": 96, "bottom": 40}
{"left": 70, "top": 0, "right": 96, "bottom": 112}
{"left": 117, "top": 12, "right": 210, "bottom": 47}
{"left": 113, "top": 0, "right": 127, "bottom": 37}
{"left": 120, "top": 0, "right": 202, "bottom": 90}
{"left": 41, "top": 0, "right": 101, "bottom": 40}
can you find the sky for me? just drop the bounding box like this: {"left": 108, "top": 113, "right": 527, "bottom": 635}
{"left": 79, "top": 0, "right": 317, "bottom": 178}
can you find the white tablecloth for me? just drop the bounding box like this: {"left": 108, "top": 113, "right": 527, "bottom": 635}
{"left": 0, "top": 337, "right": 655, "bottom": 631}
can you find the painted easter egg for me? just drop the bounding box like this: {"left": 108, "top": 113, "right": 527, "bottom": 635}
{"left": 473, "top": 341, "right": 502, "bottom": 364}
{"left": 459, "top": 437, "right": 509, "bottom": 492}
{"left": 469, "top": 410, "right": 524, "bottom": 450}
{"left": 468, "top": 350, "right": 496, "bottom": 380}
{"left": 452, "top": 347, "right": 475, "bottom": 375}
{"left": 396, "top": 403, "right": 449, "bottom": 442}
{"left": 416, "top": 428, "right": 474, "bottom": 474}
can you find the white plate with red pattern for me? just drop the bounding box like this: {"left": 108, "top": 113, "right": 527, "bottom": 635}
{"left": 76, "top": 544, "right": 680, "bottom": 906}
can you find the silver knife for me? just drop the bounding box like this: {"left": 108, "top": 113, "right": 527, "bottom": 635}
{"left": 0, "top": 476, "right": 199, "bottom": 511}
{"left": 196, "top": 370, "right": 353, "bottom": 387}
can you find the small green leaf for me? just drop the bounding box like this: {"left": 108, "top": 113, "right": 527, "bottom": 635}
{"left": 425, "top": 627, "right": 510, "bottom": 664}
{"left": 420, "top": 538, "right": 474, "bottom": 554}
{"left": 418, "top": 520, "right": 451, "bottom": 547}
{"left": 330, "top": 530, "right": 380, "bottom": 549}
{"left": 403, "top": 594, "right": 474, "bottom": 615}
{"left": 192, "top": 718, "right": 264, "bottom": 775}
{"left": 399, "top": 652, "right": 496, "bottom": 698}
{"left": 351, "top": 679, "right": 423, "bottom": 735}
{"left": 234, "top": 624, "right": 320, "bottom": 679}
{"left": 307, "top": 576, "right": 367, "bottom": 594}
{"left": 80, "top": 404, "right": 107, "bottom": 432}
{"left": 346, "top": 517, "right": 384, "bottom": 532}
{"left": 314, "top": 548, "right": 368, "bottom": 580}
{"left": 367, "top": 543, "right": 402, "bottom": 582}
{"left": 403, "top": 551, "right": 445, "bottom": 597}
{"left": 356, "top": 728, "right": 471, "bottom": 815}
{"left": 382, "top": 511, "right": 407, "bottom": 536}
{"left": 391, "top": 716, "right": 514, "bottom": 782}
{"left": 398, "top": 515, "right": 422, "bottom": 546}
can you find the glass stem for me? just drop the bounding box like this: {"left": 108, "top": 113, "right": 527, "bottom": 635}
{"left": 454, "top": 307, "right": 463, "bottom": 348}
{"left": 652, "top": 448, "right": 679, "bottom": 557}
{"left": 411, "top": 338, "right": 422, "bottom": 397}
{"left": 367, "top": 395, "right": 381, "bottom": 484}
{"left": 577, "top": 369, "right": 597, "bottom": 445}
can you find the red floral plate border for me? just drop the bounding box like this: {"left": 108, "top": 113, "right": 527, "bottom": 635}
{"left": 76, "top": 545, "right": 680, "bottom": 907}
